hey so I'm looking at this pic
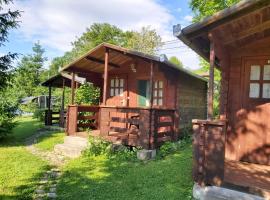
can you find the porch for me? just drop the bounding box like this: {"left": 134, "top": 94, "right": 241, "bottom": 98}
{"left": 66, "top": 105, "right": 176, "bottom": 149}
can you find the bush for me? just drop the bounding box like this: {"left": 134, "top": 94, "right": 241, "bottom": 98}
{"left": 84, "top": 136, "right": 137, "bottom": 161}
{"left": 0, "top": 90, "right": 18, "bottom": 139}
{"left": 75, "top": 83, "right": 100, "bottom": 105}
{"left": 33, "top": 108, "right": 46, "bottom": 122}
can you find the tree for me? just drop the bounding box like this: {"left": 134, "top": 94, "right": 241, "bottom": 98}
{"left": 0, "top": 0, "right": 20, "bottom": 139}
{"left": 169, "top": 56, "right": 183, "bottom": 68}
{"left": 126, "top": 26, "right": 163, "bottom": 55}
{"left": 0, "top": 0, "right": 20, "bottom": 89}
{"left": 13, "top": 42, "right": 47, "bottom": 97}
{"left": 189, "top": 0, "right": 240, "bottom": 117}
{"left": 190, "top": 0, "right": 240, "bottom": 22}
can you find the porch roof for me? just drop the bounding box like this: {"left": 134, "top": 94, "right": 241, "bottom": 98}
{"left": 41, "top": 72, "right": 85, "bottom": 88}
{"left": 175, "top": 0, "right": 270, "bottom": 65}
{"left": 61, "top": 43, "right": 207, "bottom": 82}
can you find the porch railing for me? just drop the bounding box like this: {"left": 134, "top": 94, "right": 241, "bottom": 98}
{"left": 66, "top": 105, "right": 100, "bottom": 135}
{"left": 192, "top": 119, "right": 226, "bottom": 186}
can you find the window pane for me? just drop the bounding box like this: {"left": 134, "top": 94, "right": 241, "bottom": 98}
{"left": 115, "top": 88, "right": 119, "bottom": 96}
{"left": 158, "top": 99, "right": 163, "bottom": 106}
{"left": 249, "top": 83, "right": 260, "bottom": 98}
{"left": 119, "top": 79, "right": 124, "bottom": 87}
{"left": 263, "top": 83, "right": 270, "bottom": 98}
{"left": 153, "top": 99, "right": 157, "bottom": 106}
{"left": 110, "top": 79, "right": 114, "bottom": 87}
{"left": 159, "top": 81, "right": 163, "bottom": 88}
{"left": 119, "top": 88, "right": 124, "bottom": 96}
{"left": 115, "top": 79, "right": 119, "bottom": 87}
{"left": 250, "top": 65, "right": 260, "bottom": 80}
{"left": 154, "top": 90, "right": 157, "bottom": 97}
{"left": 159, "top": 90, "right": 163, "bottom": 97}
{"left": 154, "top": 81, "right": 158, "bottom": 89}
{"left": 110, "top": 88, "right": 114, "bottom": 96}
{"left": 263, "top": 65, "right": 270, "bottom": 80}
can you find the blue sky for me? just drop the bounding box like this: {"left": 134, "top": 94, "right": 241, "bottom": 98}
{"left": 2, "top": 0, "right": 200, "bottom": 69}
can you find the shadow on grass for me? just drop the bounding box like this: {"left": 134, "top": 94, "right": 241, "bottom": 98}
{"left": 57, "top": 146, "right": 193, "bottom": 200}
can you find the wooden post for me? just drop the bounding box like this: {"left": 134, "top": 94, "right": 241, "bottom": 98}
{"left": 48, "top": 85, "right": 52, "bottom": 111}
{"left": 71, "top": 72, "right": 75, "bottom": 104}
{"left": 102, "top": 48, "right": 109, "bottom": 105}
{"left": 149, "top": 61, "right": 154, "bottom": 108}
{"left": 208, "top": 37, "right": 215, "bottom": 119}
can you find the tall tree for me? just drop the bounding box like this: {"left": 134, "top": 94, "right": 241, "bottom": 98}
{"left": 0, "top": 0, "right": 20, "bottom": 89}
{"left": 189, "top": 0, "right": 240, "bottom": 116}
{"left": 13, "top": 42, "right": 47, "bottom": 97}
{"left": 169, "top": 56, "right": 183, "bottom": 68}
{"left": 126, "top": 26, "right": 163, "bottom": 55}
{"left": 190, "top": 0, "right": 240, "bottom": 22}
{"left": 49, "top": 23, "right": 163, "bottom": 75}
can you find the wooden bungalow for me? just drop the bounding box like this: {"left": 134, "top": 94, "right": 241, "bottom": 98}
{"left": 174, "top": 0, "right": 270, "bottom": 198}
{"left": 41, "top": 72, "right": 85, "bottom": 127}
{"left": 61, "top": 43, "right": 207, "bottom": 149}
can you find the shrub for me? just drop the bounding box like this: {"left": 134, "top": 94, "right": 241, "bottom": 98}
{"left": 33, "top": 108, "right": 46, "bottom": 122}
{"left": 84, "top": 136, "right": 137, "bottom": 161}
{"left": 75, "top": 83, "right": 100, "bottom": 105}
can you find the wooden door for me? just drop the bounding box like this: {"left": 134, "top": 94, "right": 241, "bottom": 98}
{"left": 237, "top": 57, "right": 270, "bottom": 165}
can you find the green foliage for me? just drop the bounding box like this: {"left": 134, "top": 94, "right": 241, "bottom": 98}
{"left": 85, "top": 136, "right": 137, "bottom": 161}
{"left": 125, "top": 26, "right": 163, "bottom": 55}
{"left": 169, "top": 56, "right": 183, "bottom": 68}
{"left": 0, "top": 0, "right": 21, "bottom": 89}
{"left": 33, "top": 108, "right": 46, "bottom": 122}
{"left": 190, "top": 0, "right": 241, "bottom": 22}
{"left": 75, "top": 83, "right": 100, "bottom": 105}
{"left": 13, "top": 42, "right": 47, "bottom": 97}
{"left": 50, "top": 23, "right": 163, "bottom": 69}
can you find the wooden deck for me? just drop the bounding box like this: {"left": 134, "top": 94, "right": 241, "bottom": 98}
{"left": 224, "top": 160, "right": 270, "bottom": 197}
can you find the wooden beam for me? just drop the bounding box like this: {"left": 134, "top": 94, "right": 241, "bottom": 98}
{"left": 102, "top": 48, "right": 109, "bottom": 105}
{"left": 223, "top": 20, "right": 270, "bottom": 46}
{"left": 86, "top": 56, "right": 120, "bottom": 68}
{"left": 71, "top": 72, "right": 75, "bottom": 104}
{"left": 149, "top": 61, "right": 154, "bottom": 108}
{"left": 208, "top": 35, "right": 215, "bottom": 120}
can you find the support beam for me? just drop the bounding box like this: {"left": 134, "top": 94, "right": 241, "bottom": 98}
{"left": 208, "top": 36, "right": 215, "bottom": 119}
{"left": 149, "top": 61, "right": 154, "bottom": 108}
{"left": 71, "top": 72, "right": 75, "bottom": 104}
{"left": 102, "top": 48, "right": 109, "bottom": 105}
{"left": 86, "top": 56, "right": 120, "bottom": 68}
{"left": 48, "top": 85, "right": 52, "bottom": 111}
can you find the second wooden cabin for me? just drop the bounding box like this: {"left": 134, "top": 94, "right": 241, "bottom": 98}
{"left": 50, "top": 43, "right": 207, "bottom": 149}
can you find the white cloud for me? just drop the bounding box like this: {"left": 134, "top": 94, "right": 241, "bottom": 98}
{"left": 184, "top": 15, "right": 193, "bottom": 22}
{"left": 10, "top": 0, "right": 173, "bottom": 52}
{"left": 8, "top": 0, "right": 200, "bottom": 69}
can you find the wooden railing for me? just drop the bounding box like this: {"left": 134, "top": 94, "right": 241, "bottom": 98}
{"left": 66, "top": 105, "right": 100, "bottom": 135}
{"left": 99, "top": 106, "right": 176, "bottom": 149}
{"left": 192, "top": 119, "right": 226, "bottom": 186}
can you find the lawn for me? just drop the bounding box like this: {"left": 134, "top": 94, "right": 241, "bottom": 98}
{"left": 0, "top": 117, "right": 49, "bottom": 200}
{"left": 57, "top": 144, "right": 193, "bottom": 200}
{"left": 35, "top": 131, "right": 65, "bottom": 151}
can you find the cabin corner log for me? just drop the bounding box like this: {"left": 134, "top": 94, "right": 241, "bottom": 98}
{"left": 192, "top": 119, "right": 226, "bottom": 186}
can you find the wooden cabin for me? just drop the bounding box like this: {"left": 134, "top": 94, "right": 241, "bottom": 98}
{"left": 175, "top": 0, "right": 270, "bottom": 198}
{"left": 41, "top": 72, "right": 84, "bottom": 127}
{"left": 61, "top": 43, "right": 207, "bottom": 149}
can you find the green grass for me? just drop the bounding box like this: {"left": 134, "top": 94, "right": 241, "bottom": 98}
{"left": 35, "top": 132, "right": 65, "bottom": 151}
{"left": 57, "top": 144, "right": 193, "bottom": 200}
{"left": 0, "top": 117, "right": 49, "bottom": 199}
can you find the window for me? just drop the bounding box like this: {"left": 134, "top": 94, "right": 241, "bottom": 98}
{"left": 110, "top": 78, "right": 124, "bottom": 97}
{"left": 153, "top": 80, "right": 163, "bottom": 106}
{"left": 249, "top": 65, "right": 270, "bottom": 99}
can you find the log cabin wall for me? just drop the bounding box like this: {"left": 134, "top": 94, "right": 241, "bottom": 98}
{"left": 226, "top": 37, "right": 270, "bottom": 161}
{"left": 178, "top": 73, "right": 207, "bottom": 129}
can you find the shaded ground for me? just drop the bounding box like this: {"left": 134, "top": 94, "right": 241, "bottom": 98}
{"left": 57, "top": 144, "right": 193, "bottom": 200}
